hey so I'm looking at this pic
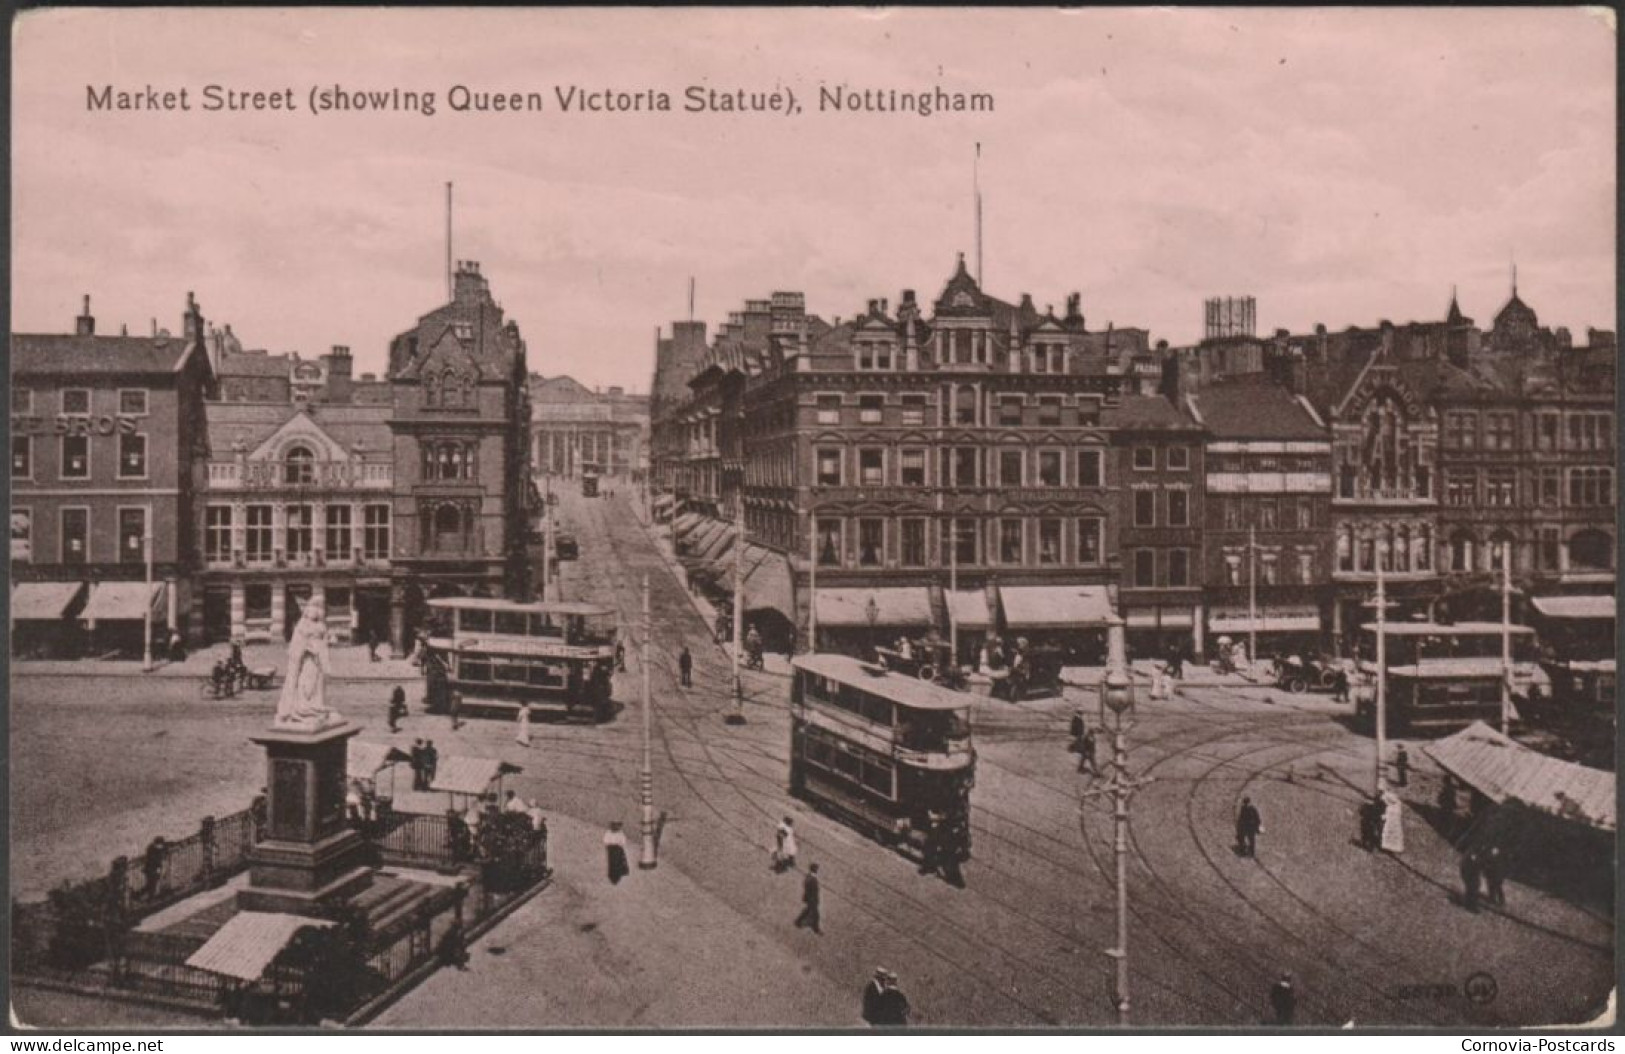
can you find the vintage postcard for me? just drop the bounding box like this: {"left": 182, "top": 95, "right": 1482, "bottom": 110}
{"left": 7, "top": 6, "right": 1617, "bottom": 1033}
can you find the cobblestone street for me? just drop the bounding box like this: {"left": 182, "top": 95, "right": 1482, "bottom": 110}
{"left": 10, "top": 490, "right": 1613, "bottom": 1028}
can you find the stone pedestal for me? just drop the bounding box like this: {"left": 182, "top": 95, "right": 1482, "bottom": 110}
{"left": 241, "top": 720, "right": 371, "bottom": 915}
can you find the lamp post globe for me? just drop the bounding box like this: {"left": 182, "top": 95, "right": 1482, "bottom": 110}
{"left": 1102, "top": 667, "right": 1135, "bottom": 717}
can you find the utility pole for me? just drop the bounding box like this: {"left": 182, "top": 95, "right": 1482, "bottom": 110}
{"left": 726, "top": 497, "right": 747, "bottom": 725}
{"left": 948, "top": 518, "right": 959, "bottom": 674}
{"left": 1374, "top": 544, "right": 1388, "bottom": 795}
{"left": 1500, "top": 541, "right": 1513, "bottom": 736}
{"left": 807, "top": 508, "right": 818, "bottom": 654}
{"left": 141, "top": 503, "right": 155, "bottom": 673}
{"left": 1247, "top": 524, "right": 1258, "bottom": 672}
{"left": 640, "top": 575, "right": 657, "bottom": 869}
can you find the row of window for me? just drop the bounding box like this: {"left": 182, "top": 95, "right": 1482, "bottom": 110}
{"left": 10, "top": 507, "right": 151, "bottom": 565}
{"left": 813, "top": 516, "right": 1107, "bottom": 570}
{"left": 12, "top": 433, "right": 148, "bottom": 481}
{"left": 1443, "top": 409, "right": 1614, "bottom": 452}
{"left": 13, "top": 389, "right": 148, "bottom": 416}
{"left": 421, "top": 441, "right": 479, "bottom": 481}
{"left": 1443, "top": 467, "right": 1614, "bottom": 509}
{"left": 1220, "top": 549, "right": 1318, "bottom": 586}
{"left": 813, "top": 391, "right": 1105, "bottom": 429}
{"left": 815, "top": 446, "right": 1108, "bottom": 489}
{"left": 1216, "top": 497, "right": 1321, "bottom": 531}
{"left": 1335, "top": 524, "right": 1436, "bottom": 574}
{"left": 203, "top": 503, "right": 391, "bottom": 563}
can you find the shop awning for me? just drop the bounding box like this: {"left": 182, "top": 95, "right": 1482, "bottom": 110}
{"left": 741, "top": 548, "right": 795, "bottom": 619}
{"left": 12, "top": 581, "right": 85, "bottom": 621}
{"left": 429, "top": 756, "right": 524, "bottom": 796}
{"left": 1426, "top": 722, "right": 1615, "bottom": 832}
{"left": 673, "top": 512, "right": 704, "bottom": 535}
{"left": 1532, "top": 595, "right": 1615, "bottom": 620}
{"left": 185, "top": 912, "right": 334, "bottom": 983}
{"left": 697, "top": 525, "right": 738, "bottom": 565}
{"left": 815, "top": 587, "right": 933, "bottom": 628}
{"left": 1002, "top": 585, "right": 1114, "bottom": 629}
{"left": 946, "top": 590, "right": 992, "bottom": 630}
{"left": 80, "top": 581, "right": 165, "bottom": 623}
{"left": 1208, "top": 615, "right": 1321, "bottom": 634}
{"left": 1126, "top": 610, "right": 1195, "bottom": 630}
{"left": 653, "top": 494, "right": 675, "bottom": 511}
{"left": 348, "top": 741, "right": 412, "bottom": 781}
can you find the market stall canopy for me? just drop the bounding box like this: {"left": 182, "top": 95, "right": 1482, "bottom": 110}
{"left": 815, "top": 587, "right": 933, "bottom": 628}
{"left": 1425, "top": 721, "right": 1614, "bottom": 832}
{"left": 185, "top": 912, "right": 334, "bottom": 982}
{"left": 1531, "top": 595, "right": 1616, "bottom": 620}
{"left": 652, "top": 494, "right": 675, "bottom": 510}
{"left": 347, "top": 741, "right": 412, "bottom": 781}
{"left": 1002, "top": 585, "right": 1113, "bottom": 629}
{"left": 673, "top": 512, "right": 704, "bottom": 535}
{"left": 1126, "top": 610, "right": 1195, "bottom": 629}
{"left": 1208, "top": 615, "right": 1319, "bottom": 634}
{"left": 946, "top": 590, "right": 992, "bottom": 630}
{"left": 429, "top": 755, "right": 524, "bottom": 796}
{"left": 12, "top": 581, "right": 85, "bottom": 620}
{"left": 80, "top": 581, "right": 165, "bottom": 622}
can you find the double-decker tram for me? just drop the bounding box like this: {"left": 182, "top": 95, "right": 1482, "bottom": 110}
{"left": 789, "top": 654, "right": 976, "bottom": 862}
{"left": 421, "top": 597, "right": 618, "bottom": 722}
{"left": 1355, "top": 620, "right": 1544, "bottom": 734}
{"left": 580, "top": 462, "right": 601, "bottom": 498}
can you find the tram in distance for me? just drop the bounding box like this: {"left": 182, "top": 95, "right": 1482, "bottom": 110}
{"left": 1354, "top": 620, "right": 1545, "bottom": 735}
{"left": 580, "top": 462, "right": 601, "bottom": 498}
{"left": 420, "top": 597, "right": 618, "bottom": 722}
{"left": 789, "top": 654, "right": 975, "bottom": 863}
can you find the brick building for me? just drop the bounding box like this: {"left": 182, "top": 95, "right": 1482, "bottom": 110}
{"left": 11, "top": 294, "right": 214, "bottom": 654}
{"left": 385, "top": 260, "right": 535, "bottom": 649}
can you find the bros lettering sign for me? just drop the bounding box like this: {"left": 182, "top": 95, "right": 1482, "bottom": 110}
{"left": 9, "top": 414, "right": 140, "bottom": 436}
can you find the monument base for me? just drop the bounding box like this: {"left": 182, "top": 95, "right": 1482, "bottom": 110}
{"left": 247, "top": 718, "right": 369, "bottom": 916}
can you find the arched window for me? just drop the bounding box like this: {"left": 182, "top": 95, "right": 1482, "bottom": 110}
{"left": 285, "top": 445, "right": 316, "bottom": 485}
{"left": 438, "top": 445, "right": 454, "bottom": 480}
{"left": 1569, "top": 530, "right": 1613, "bottom": 571}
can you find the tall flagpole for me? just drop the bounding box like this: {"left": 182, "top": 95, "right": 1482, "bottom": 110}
{"left": 445, "top": 182, "right": 454, "bottom": 301}
{"left": 974, "top": 143, "right": 984, "bottom": 285}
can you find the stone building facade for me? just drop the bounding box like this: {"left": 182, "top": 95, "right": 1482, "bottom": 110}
{"left": 529, "top": 375, "right": 648, "bottom": 480}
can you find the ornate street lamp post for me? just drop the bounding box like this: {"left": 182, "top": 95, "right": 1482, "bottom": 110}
{"left": 865, "top": 594, "right": 880, "bottom": 658}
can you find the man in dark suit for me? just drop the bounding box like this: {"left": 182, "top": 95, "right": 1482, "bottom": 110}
{"left": 795, "top": 862, "right": 822, "bottom": 934}
{"left": 1236, "top": 797, "right": 1262, "bottom": 858}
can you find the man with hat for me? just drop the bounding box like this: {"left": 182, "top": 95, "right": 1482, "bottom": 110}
{"left": 861, "top": 968, "right": 890, "bottom": 1025}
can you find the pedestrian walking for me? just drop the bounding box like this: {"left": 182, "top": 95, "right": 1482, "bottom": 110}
{"left": 862, "top": 968, "right": 890, "bottom": 1026}
{"left": 679, "top": 645, "right": 694, "bottom": 688}
{"left": 449, "top": 692, "right": 464, "bottom": 731}
{"left": 1379, "top": 787, "right": 1406, "bottom": 854}
{"left": 1482, "top": 845, "right": 1507, "bottom": 907}
{"left": 1269, "top": 972, "right": 1296, "bottom": 1025}
{"left": 874, "top": 972, "right": 912, "bottom": 1026}
{"left": 409, "top": 739, "right": 426, "bottom": 790}
{"left": 1394, "top": 744, "right": 1410, "bottom": 787}
{"left": 142, "top": 836, "right": 169, "bottom": 899}
{"left": 423, "top": 740, "right": 439, "bottom": 788}
{"left": 1437, "top": 774, "right": 1459, "bottom": 815}
{"left": 604, "top": 821, "right": 630, "bottom": 884}
{"left": 387, "top": 686, "right": 407, "bottom": 733}
{"left": 772, "top": 816, "right": 798, "bottom": 872}
{"left": 516, "top": 703, "right": 532, "bottom": 746}
{"left": 615, "top": 639, "right": 627, "bottom": 672}
{"left": 794, "top": 863, "right": 822, "bottom": 934}
{"left": 1069, "top": 710, "right": 1086, "bottom": 742}
{"left": 1459, "top": 848, "right": 1483, "bottom": 913}
{"left": 1236, "top": 796, "right": 1262, "bottom": 858}
{"left": 1331, "top": 667, "right": 1350, "bottom": 702}
{"left": 1078, "top": 726, "right": 1101, "bottom": 776}
{"left": 1358, "top": 794, "right": 1385, "bottom": 851}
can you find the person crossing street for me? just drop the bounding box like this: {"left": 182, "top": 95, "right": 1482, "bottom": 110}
{"left": 1236, "top": 796, "right": 1262, "bottom": 858}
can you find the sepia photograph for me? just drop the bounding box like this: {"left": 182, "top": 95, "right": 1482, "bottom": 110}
{"left": 7, "top": 6, "right": 1618, "bottom": 1033}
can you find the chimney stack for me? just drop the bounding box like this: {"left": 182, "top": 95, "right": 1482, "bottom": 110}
{"left": 183, "top": 291, "right": 204, "bottom": 340}
{"left": 75, "top": 295, "right": 95, "bottom": 336}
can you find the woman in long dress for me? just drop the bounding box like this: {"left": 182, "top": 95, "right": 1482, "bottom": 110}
{"left": 1380, "top": 787, "right": 1406, "bottom": 854}
{"left": 515, "top": 704, "right": 532, "bottom": 746}
{"left": 604, "top": 821, "right": 630, "bottom": 884}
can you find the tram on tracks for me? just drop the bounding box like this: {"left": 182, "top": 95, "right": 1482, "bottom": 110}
{"left": 581, "top": 463, "right": 601, "bottom": 498}
{"left": 421, "top": 597, "right": 618, "bottom": 722}
{"left": 789, "top": 653, "right": 976, "bottom": 862}
{"left": 1354, "top": 620, "right": 1545, "bottom": 735}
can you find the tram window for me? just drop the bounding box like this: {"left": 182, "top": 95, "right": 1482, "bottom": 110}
{"left": 858, "top": 694, "right": 893, "bottom": 726}
{"left": 527, "top": 664, "right": 557, "bottom": 687}
{"left": 528, "top": 614, "right": 561, "bottom": 637}
{"left": 495, "top": 662, "right": 527, "bottom": 684}
{"left": 860, "top": 759, "right": 893, "bottom": 795}
{"left": 459, "top": 608, "right": 494, "bottom": 634}
{"left": 460, "top": 659, "right": 492, "bottom": 682}
{"left": 806, "top": 676, "right": 829, "bottom": 701}
{"left": 495, "top": 611, "right": 528, "bottom": 636}
{"left": 833, "top": 748, "right": 861, "bottom": 778}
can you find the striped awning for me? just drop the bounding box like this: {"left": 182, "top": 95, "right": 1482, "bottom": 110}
{"left": 12, "top": 581, "right": 85, "bottom": 620}
{"left": 815, "top": 587, "right": 933, "bottom": 628}
{"left": 1426, "top": 722, "right": 1614, "bottom": 832}
{"left": 185, "top": 912, "right": 334, "bottom": 982}
{"left": 673, "top": 512, "right": 704, "bottom": 535}
{"left": 81, "top": 581, "right": 165, "bottom": 622}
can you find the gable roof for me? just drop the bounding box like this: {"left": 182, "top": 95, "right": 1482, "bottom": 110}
{"left": 1190, "top": 378, "right": 1328, "bottom": 441}
{"left": 204, "top": 402, "right": 392, "bottom": 458}
{"left": 12, "top": 333, "right": 199, "bottom": 377}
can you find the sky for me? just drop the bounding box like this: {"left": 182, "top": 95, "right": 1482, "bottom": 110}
{"left": 12, "top": 7, "right": 1617, "bottom": 392}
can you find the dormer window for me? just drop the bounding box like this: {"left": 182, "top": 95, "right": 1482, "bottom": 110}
{"left": 453, "top": 323, "right": 474, "bottom": 342}
{"left": 856, "top": 341, "right": 894, "bottom": 371}
{"left": 285, "top": 445, "right": 317, "bottom": 485}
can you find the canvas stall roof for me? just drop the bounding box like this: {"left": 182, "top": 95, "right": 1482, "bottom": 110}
{"left": 815, "top": 587, "right": 933, "bottom": 628}
{"left": 1531, "top": 595, "right": 1615, "bottom": 620}
{"left": 429, "top": 756, "right": 523, "bottom": 796}
{"left": 1208, "top": 615, "right": 1319, "bottom": 634}
{"left": 947, "top": 590, "right": 992, "bottom": 629}
{"left": 1425, "top": 721, "right": 1615, "bottom": 832}
{"left": 1001, "top": 585, "right": 1113, "bottom": 629}
{"left": 185, "top": 912, "right": 334, "bottom": 982}
{"left": 1125, "top": 610, "right": 1195, "bottom": 629}
{"left": 81, "top": 581, "right": 166, "bottom": 622}
{"left": 348, "top": 741, "right": 412, "bottom": 780}
{"left": 793, "top": 653, "right": 972, "bottom": 712}
{"left": 12, "top": 581, "right": 85, "bottom": 620}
